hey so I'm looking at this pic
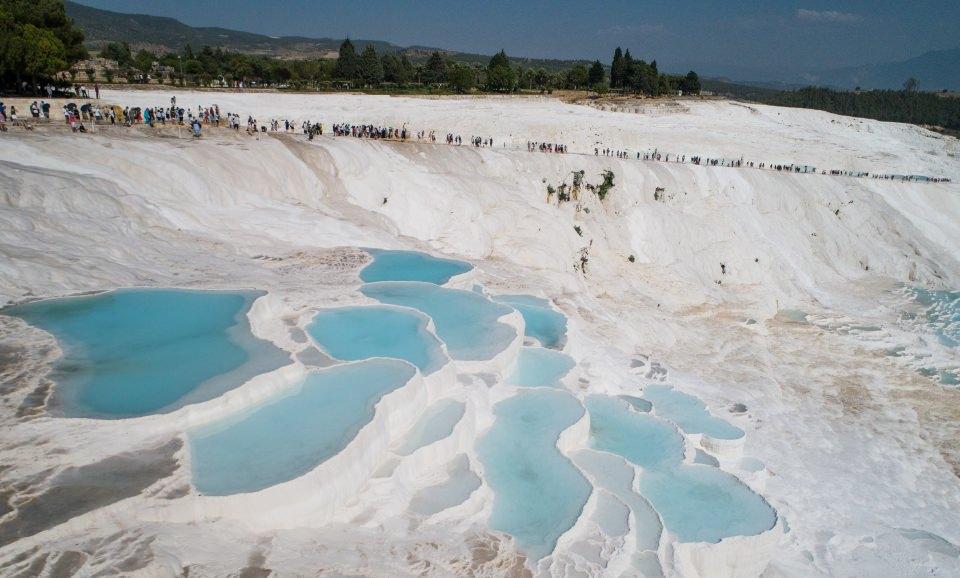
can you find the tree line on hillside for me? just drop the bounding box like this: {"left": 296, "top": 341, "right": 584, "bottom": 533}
{"left": 609, "top": 47, "right": 701, "bottom": 96}
{"left": 706, "top": 82, "right": 960, "bottom": 132}
{"left": 0, "top": 0, "right": 86, "bottom": 91}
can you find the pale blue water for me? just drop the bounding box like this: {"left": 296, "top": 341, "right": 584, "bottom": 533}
{"left": 493, "top": 294, "right": 567, "bottom": 349}
{"left": 586, "top": 395, "right": 684, "bottom": 469}
{"left": 477, "top": 390, "right": 591, "bottom": 561}
{"left": 190, "top": 359, "right": 415, "bottom": 495}
{"left": 587, "top": 394, "right": 775, "bottom": 543}
{"left": 361, "top": 281, "right": 516, "bottom": 361}
{"left": 619, "top": 394, "right": 652, "bottom": 412}
{"left": 644, "top": 384, "right": 745, "bottom": 440}
{"left": 572, "top": 449, "right": 663, "bottom": 552}
{"left": 360, "top": 249, "right": 472, "bottom": 285}
{"left": 2, "top": 289, "right": 289, "bottom": 418}
{"left": 506, "top": 347, "right": 575, "bottom": 388}
{"left": 910, "top": 287, "right": 959, "bottom": 348}
{"left": 639, "top": 465, "right": 777, "bottom": 543}
{"left": 306, "top": 306, "right": 446, "bottom": 375}
{"left": 395, "top": 399, "right": 465, "bottom": 455}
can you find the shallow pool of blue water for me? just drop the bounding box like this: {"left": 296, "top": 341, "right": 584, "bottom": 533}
{"left": 361, "top": 281, "right": 516, "bottom": 361}
{"left": 586, "top": 395, "right": 684, "bottom": 469}
{"left": 587, "top": 394, "right": 775, "bottom": 543}
{"left": 2, "top": 288, "right": 289, "bottom": 418}
{"left": 306, "top": 306, "right": 446, "bottom": 375}
{"left": 477, "top": 389, "right": 591, "bottom": 561}
{"left": 360, "top": 249, "right": 472, "bottom": 285}
{"left": 639, "top": 465, "right": 777, "bottom": 543}
{"left": 910, "top": 287, "right": 959, "bottom": 348}
{"left": 190, "top": 359, "right": 415, "bottom": 495}
{"left": 493, "top": 294, "right": 567, "bottom": 349}
{"left": 506, "top": 347, "right": 575, "bottom": 388}
{"left": 644, "top": 384, "right": 744, "bottom": 440}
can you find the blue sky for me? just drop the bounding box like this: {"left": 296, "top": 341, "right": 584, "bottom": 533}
{"left": 75, "top": 1, "right": 959, "bottom": 74}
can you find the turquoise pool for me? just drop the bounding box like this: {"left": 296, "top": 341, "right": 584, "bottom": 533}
{"left": 477, "top": 389, "right": 591, "bottom": 561}
{"left": 639, "top": 465, "right": 777, "bottom": 543}
{"left": 2, "top": 289, "right": 289, "bottom": 418}
{"left": 306, "top": 306, "right": 447, "bottom": 375}
{"left": 492, "top": 294, "right": 567, "bottom": 349}
{"left": 506, "top": 347, "right": 575, "bottom": 388}
{"left": 360, "top": 249, "right": 472, "bottom": 285}
{"left": 644, "top": 384, "right": 744, "bottom": 440}
{"left": 361, "top": 282, "right": 516, "bottom": 361}
{"left": 586, "top": 395, "right": 684, "bottom": 469}
{"left": 190, "top": 359, "right": 415, "bottom": 495}
{"left": 588, "top": 394, "right": 775, "bottom": 543}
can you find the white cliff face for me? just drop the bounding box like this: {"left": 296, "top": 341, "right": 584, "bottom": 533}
{"left": 0, "top": 92, "right": 958, "bottom": 577}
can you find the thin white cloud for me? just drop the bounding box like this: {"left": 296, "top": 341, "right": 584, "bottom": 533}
{"left": 796, "top": 9, "right": 864, "bottom": 24}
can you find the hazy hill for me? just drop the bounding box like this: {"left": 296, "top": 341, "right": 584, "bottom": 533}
{"left": 804, "top": 48, "right": 960, "bottom": 92}
{"left": 64, "top": 1, "right": 592, "bottom": 72}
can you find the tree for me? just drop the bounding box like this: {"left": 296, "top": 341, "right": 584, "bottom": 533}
{"left": 381, "top": 52, "right": 403, "bottom": 83}
{"left": 100, "top": 42, "right": 133, "bottom": 68}
{"left": 134, "top": 49, "right": 155, "bottom": 73}
{"left": 566, "top": 64, "right": 589, "bottom": 89}
{"left": 534, "top": 68, "right": 549, "bottom": 92}
{"left": 903, "top": 77, "right": 918, "bottom": 92}
{"left": 357, "top": 45, "right": 382, "bottom": 86}
{"left": 680, "top": 71, "right": 701, "bottom": 95}
{"left": 334, "top": 38, "right": 358, "bottom": 82}
{"left": 449, "top": 64, "right": 475, "bottom": 93}
{"left": 422, "top": 51, "right": 447, "bottom": 84}
{"left": 486, "top": 50, "right": 515, "bottom": 92}
{"left": 610, "top": 47, "right": 624, "bottom": 89}
{"left": 588, "top": 60, "right": 605, "bottom": 87}
{"left": 21, "top": 24, "right": 66, "bottom": 86}
{"left": 0, "top": 0, "right": 86, "bottom": 91}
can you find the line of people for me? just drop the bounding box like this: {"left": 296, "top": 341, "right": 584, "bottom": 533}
{"left": 594, "top": 145, "right": 950, "bottom": 183}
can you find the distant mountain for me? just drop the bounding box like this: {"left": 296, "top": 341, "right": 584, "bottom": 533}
{"left": 64, "top": 1, "right": 591, "bottom": 72}
{"left": 64, "top": 1, "right": 395, "bottom": 58}
{"left": 686, "top": 49, "right": 960, "bottom": 92}
{"left": 803, "top": 48, "right": 960, "bottom": 92}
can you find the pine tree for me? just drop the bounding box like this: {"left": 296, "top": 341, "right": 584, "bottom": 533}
{"left": 422, "top": 51, "right": 447, "bottom": 84}
{"left": 611, "top": 47, "right": 624, "bottom": 89}
{"left": 588, "top": 60, "right": 605, "bottom": 87}
{"left": 358, "top": 45, "right": 382, "bottom": 86}
{"left": 334, "top": 38, "right": 358, "bottom": 82}
{"left": 487, "top": 50, "right": 515, "bottom": 92}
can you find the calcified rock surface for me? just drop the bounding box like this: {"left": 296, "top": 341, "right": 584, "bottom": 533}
{"left": 0, "top": 91, "right": 958, "bottom": 577}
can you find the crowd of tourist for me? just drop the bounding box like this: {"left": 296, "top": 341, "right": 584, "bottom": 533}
{"left": 593, "top": 146, "right": 950, "bottom": 182}
{"left": 0, "top": 94, "right": 951, "bottom": 183}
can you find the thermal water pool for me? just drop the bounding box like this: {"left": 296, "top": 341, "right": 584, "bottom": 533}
{"left": 477, "top": 389, "right": 591, "bottom": 561}
{"left": 361, "top": 282, "right": 516, "bottom": 361}
{"left": 506, "top": 347, "right": 576, "bottom": 388}
{"left": 644, "top": 384, "right": 745, "bottom": 440}
{"left": 359, "top": 249, "right": 472, "bottom": 285}
{"left": 190, "top": 359, "right": 415, "bottom": 495}
{"left": 909, "top": 287, "right": 959, "bottom": 348}
{"left": 1, "top": 288, "right": 289, "bottom": 418}
{"left": 587, "top": 395, "right": 776, "bottom": 543}
{"left": 306, "top": 306, "right": 447, "bottom": 375}
{"left": 492, "top": 294, "right": 567, "bottom": 349}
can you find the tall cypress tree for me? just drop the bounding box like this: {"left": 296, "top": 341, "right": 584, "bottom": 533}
{"left": 334, "top": 38, "right": 358, "bottom": 81}
{"left": 588, "top": 60, "right": 605, "bottom": 87}
{"left": 611, "top": 47, "right": 624, "bottom": 89}
{"left": 358, "top": 45, "right": 382, "bottom": 86}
